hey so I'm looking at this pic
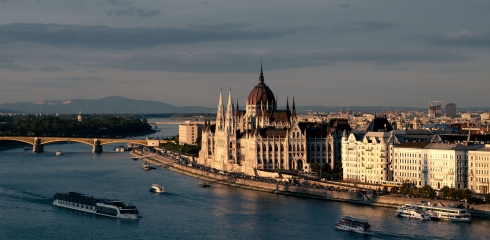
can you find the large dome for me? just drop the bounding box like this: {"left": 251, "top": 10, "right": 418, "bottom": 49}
{"left": 247, "top": 66, "right": 276, "bottom": 105}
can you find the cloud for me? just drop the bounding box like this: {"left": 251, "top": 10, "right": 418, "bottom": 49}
{"left": 106, "top": 0, "right": 131, "bottom": 6}
{"left": 338, "top": 3, "right": 349, "bottom": 8}
{"left": 410, "top": 30, "right": 490, "bottom": 47}
{"left": 107, "top": 8, "right": 162, "bottom": 18}
{"left": 331, "top": 21, "right": 400, "bottom": 34}
{"left": 0, "top": 23, "right": 302, "bottom": 49}
{"left": 0, "top": 63, "right": 30, "bottom": 71}
{"left": 39, "top": 65, "right": 63, "bottom": 72}
{"left": 99, "top": 49, "right": 470, "bottom": 73}
{"left": 47, "top": 76, "right": 103, "bottom": 82}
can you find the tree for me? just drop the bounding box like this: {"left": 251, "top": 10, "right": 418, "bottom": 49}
{"left": 310, "top": 162, "right": 321, "bottom": 177}
{"left": 440, "top": 186, "right": 450, "bottom": 199}
{"left": 420, "top": 185, "right": 436, "bottom": 198}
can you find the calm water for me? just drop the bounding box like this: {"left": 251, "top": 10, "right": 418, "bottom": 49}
{"left": 1, "top": 128, "right": 490, "bottom": 239}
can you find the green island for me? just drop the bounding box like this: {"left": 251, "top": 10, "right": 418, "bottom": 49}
{"left": 0, "top": 115, "right": 153, "bottom": 138}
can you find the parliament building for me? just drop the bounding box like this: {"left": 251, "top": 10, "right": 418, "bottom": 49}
{"left": 197, "top": 65, "right": 350, "bottom": 175}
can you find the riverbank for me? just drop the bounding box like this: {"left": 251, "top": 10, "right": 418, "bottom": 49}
{"left": 133, "top": 150, "right": 490, "bottom": 219}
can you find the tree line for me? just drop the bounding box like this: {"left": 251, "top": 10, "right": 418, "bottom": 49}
{"left": 0, "top": 115, "right": 153, "bottom": 138}
{"left": 390, "top": 185, "right": 490, "bottom": 204}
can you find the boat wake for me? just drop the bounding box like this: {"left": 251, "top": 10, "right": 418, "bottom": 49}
{"left": 370, "top": 230, "right": 457, "bottom": 240}
{"left": 0, "top": 186, "right": 52, "bottom": 205}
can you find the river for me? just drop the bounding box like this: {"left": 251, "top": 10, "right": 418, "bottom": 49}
{"left": 1, "top": 126, "right": 489, "bottom": 240}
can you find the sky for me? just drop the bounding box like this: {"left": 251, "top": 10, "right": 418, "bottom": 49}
{"left": 0, "top": 0, "right": 489, "bottom": 108}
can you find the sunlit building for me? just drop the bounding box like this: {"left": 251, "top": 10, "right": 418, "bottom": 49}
{"left": 197, "top": 65, "right": 349, "bottom": 175}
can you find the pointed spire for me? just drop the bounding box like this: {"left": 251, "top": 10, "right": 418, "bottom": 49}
{"left": 216, "top": 89, "right": 224, "bottom": 130}
{"left": 219, "top": 88, "right": 223, "bottom": 106}
{"left": 234, "top": 99, "right": 239, "bottom": 118}
{"left": 292, "top": 96, "right": 297, "bottom": 117}
{"left": 259, "top": 63, "right": 264, "bottom": 83}
{"left": 286, "top": 96, "right": 290, "bottom": 111}
{"left": 227, "top": 88, "right": 232, "bottom": 110}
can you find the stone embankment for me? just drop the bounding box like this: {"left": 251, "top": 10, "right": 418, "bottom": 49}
{"left": 133, "top": 150, "right": 490, "bottom": 219}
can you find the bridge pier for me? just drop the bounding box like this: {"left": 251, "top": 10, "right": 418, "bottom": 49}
{"left": 92, "top": 139, "right": 103, "bottom": 153}
{"left": 33, "top": 138, "right": 44, "bottom": 153}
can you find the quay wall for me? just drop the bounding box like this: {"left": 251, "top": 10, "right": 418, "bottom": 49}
{"left": 135, "top": 151, "right": 490, "bottom": 219}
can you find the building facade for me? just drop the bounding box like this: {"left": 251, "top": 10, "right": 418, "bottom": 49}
{"left": 468, "top": 145, "right": 490, "bottom": 194}
{"left": 178, "top": 121, "right": 203, "bottom": 145}
{"left": 445, "top": 103, "right": 457, "bottom": 118}
{"left": 197, "top": 66, "right": 349, "bottom": 175}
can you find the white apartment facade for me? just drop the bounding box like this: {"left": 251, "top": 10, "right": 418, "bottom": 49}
{"left": 468, "top": 145, "right": 490, "bottom": 194}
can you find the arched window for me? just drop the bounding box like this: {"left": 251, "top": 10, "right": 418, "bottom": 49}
{"left": 289, "top": 144, "right": 292, "bottom": 151}
{"left": 317, "top": 145, "right": 320, "bottom": 151}
{"left": 311, "top": 145, "right": 314, "bottom": 151}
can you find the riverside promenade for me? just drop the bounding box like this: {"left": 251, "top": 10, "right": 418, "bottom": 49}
{"left": 133, "top": 150, "right": 490, "bottom": 219}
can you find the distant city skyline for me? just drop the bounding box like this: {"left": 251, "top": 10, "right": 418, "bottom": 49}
{"left": 1, "top": 1, "right": 489, "bottom": 108}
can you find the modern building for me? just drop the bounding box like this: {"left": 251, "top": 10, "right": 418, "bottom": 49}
{"left": 197, "top": 65, "right": 349, "bottom": 175}
{"left": 428, "top": 105, "right": 442, "bottom": 118}
{"left": 445, "top": 103, "right": 457, "bottom": 118}
{"left": 178, "top": 121, "right": 203, "bottom": 145}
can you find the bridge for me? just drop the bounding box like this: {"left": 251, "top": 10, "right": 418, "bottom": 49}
{"left": 0, "top": 136, "right": 169, "bottom": 153}
{"left": 149, "top": 121, "right": 215, "bottom": 125}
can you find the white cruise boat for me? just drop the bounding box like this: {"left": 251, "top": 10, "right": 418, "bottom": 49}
{"left": 396, "top": 206, "right": 431, "bottom": 220}
{"left": 335, "top": 216, "right": 371, "bottom": 233}
{"left": 401, "top": 202, "right": 471, "bottom": 222}
{"left": 150, "top": 184, "right": 165, "bottom": 193}
{"left": 53, "top": 192, "right": 139, "bottom": 219}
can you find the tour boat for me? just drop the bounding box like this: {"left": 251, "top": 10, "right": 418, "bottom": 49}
{"left": 395, "top": 206, "right": 431, "bottom": 220}
{"left": 150, "top": 184, "right": 165, "bottom": 193}
{"left": 131, "top": 156, "right": 139, "bottom": 161}
{"left": 401, "top": 202, "right": 471, "bottom": 222}
{"left": 335, "top": 216, "right": 371, "bottom": 233}
{"left": 199, "top": 181, "right": 210, "bottom": 187}
{"left": 53, "top": 192, "right": 139, "bottom": 219}
{"left": 56, "top": 150, "right": 63, "bottom": 156}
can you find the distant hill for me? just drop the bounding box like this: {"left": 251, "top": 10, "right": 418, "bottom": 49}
{"left": 1, "top": 96, "right": 488, "bottom": 115}
{"left": 0, "top": 96, "right": 215, "bottom": 114}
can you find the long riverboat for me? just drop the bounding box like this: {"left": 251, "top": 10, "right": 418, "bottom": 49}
{"left": 401, "top": 202, "right": 470, "bottom": 222}
{"left": 53, "top": 192, "right": 139, "bottom": 219}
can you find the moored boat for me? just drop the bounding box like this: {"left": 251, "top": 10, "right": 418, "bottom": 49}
{"left": 53, "top": 192, "right": 139, "bottom": 219}
{"left": 401, "top": 202, "right": 471, "bottom": 222}
{"left": 142, "top": 161, "right": 151, "bottom": 170}
{"left": 199, "top": 181, "right": 210, "bottom": 187}
{"left": 395, "top": 206, "right": 431, "bottom": 220}
{"left": 56, "top": 150, "right": 63, "bottom": 156}
{"left": 150, "top": 184, "right": 165, "bottom": 193}
{"left": 335, "top": 216, "right": 371, "bottom": 233}
{"left": 132, "top": 156, "right": 139, "bottom": 161}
